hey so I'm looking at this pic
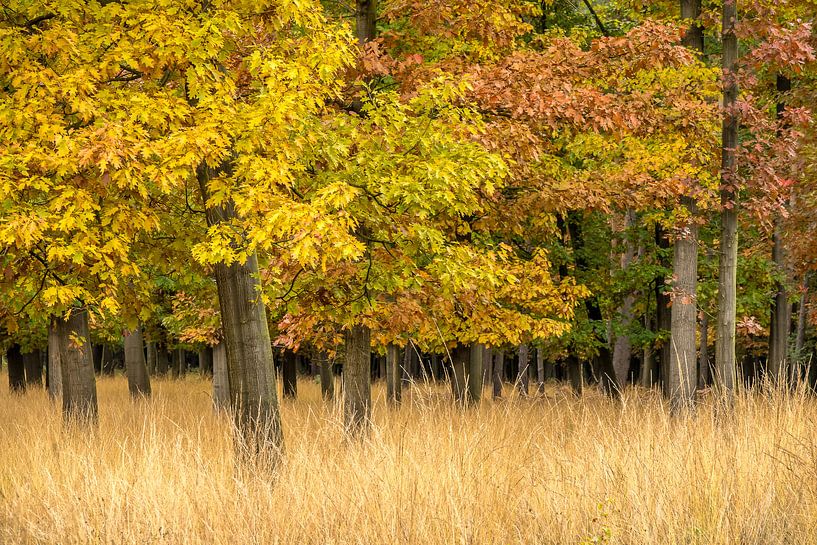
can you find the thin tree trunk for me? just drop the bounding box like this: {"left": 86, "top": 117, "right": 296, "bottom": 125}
{"left": 7, "top": 344, "right": 25, "bottom": 393}
{"left": 431, "top": 353, "right": 441, "bottom": 380}
{"left": 795, "top": 278, "right": 809, "bottom": 358}
{"left": 57, "top": 308, "right": 98, "bottom": 425}
{"left": 656, "top": 225, "right": 672, "bottom": 386}
{"left": 23, "top": 349, "right": 43, "bottom": 387}
{"left": 492, "top": 350, "right": 504, "bottom": 399}
{"left": 198, "top": 164, "right": 283, "bottom": 460}
{"left": 612, "top": 210, "right": 637, "bottom": 385}
{"left": 343, "top": 324, "right": 371, "bottom": 434}
{"left": 466, "top": 343, "right": 484, "bottom": 404}
{"left": 48, "top": 318, "right": 62, "bottom": 400}
{"left": 386, "top": 343, "right": 400, "bottom": 405}
{"left": 314, "top": 351, "right": 333, "bottom": 401}
{"left": 282, "top": 350, "right": 297, "bottom": 399}
{"left": 156, "top": 345, "right": 169, "bottom": 375}
{"left": 483, "top": 346, "right": 493, "bottom": 387}
{"left": 697, "top": 311, "right": 711, "bottom": 390}
{"left": 517, "top": 344, "right": 530, "bottom": 396}
{"left": 451, "top": 345, "right": 468, "bottom": 403}
{"left": 715, "top": 0, "right": 739, "bottom": 395}
{"left": 198, "top": 346, "right": 214, "bottom": 375}
{"left": 172, "top": 348, "right": 187, "bottom": 378}
{"left": 124, "top": 327, "right": 151, "bottom": 398}
{"left": 535, "top": 347, "right": 546, "bottom": 393}
{"left": 212, "top": 342, "right": 230, "bottom": 410}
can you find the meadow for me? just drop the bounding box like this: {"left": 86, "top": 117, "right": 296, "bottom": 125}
{"left": 1, "top": 375, "right": 816, "bottom": 544}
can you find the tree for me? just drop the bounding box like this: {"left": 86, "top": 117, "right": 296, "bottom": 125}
{"left": 123, "top": 326, "right": 151, "bottom": 398}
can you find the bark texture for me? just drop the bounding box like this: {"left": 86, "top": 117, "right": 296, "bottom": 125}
{"left": 57, "top": 309, "right": 98, "bottom": 425}
{"left": 386, "top": 343, "right": 400, "bottom": 405}
{"left": 212, "top": 342, "right": 230, "bottom": 410}
{"left": 492, "top": 350, "right": 504, "bottom": 399}
{"left": 612, "top": 210, "right": 637, "bottom": 385}
{"left": 124, "top": 327, "right": 151, "bottom": 398}
{"left": 517, "top": 344, "right": 530, "bottom": 396}
{"left": 466, "top": 343, "right": 483, "bottom": 404}
{"left": 318, "top": 351, "right": 335, "bottom": 401}
{"left": 715, "top": 0, "right": 739, "bottom": 395}
{"left": 47, "top": 318, "right": 62, "bottom": 400}
{"left": 450, "top": 345, "right": 469, "bottom": 403}
{"left": 343, "top": 324, "right": 371, "bottom": 434}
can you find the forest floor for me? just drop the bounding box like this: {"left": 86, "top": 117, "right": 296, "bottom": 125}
{"left": 1, "top": 375, "right": 815, "bottom": 544}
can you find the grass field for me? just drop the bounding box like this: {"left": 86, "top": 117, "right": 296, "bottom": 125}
{"left": 1, "top": 374, "right": 816, "bottom": 544}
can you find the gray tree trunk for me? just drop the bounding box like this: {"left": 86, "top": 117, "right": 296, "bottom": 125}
{"left": 124, "top": 327, "right": 151, "bottom": 398}
{"left": 7, "top": 344, "right": 25, "bottom": 393}
{"left": 146, "top": 341, "right": 157, "bottom": 375}
{"left": 48, "top": 318, "right": 62, "bottom": 400}
{"left": 466, "top": 343, "right": 483, "bottom": 404}
{"left": 697, "top": 311, "right": 711, "bottom": 390}
{"left": 355, "top": 0, "right": 377, "bottom": 44}
{"left": 535, "top": 347, "right": 546, "bottom": 393}
{"left": 172, "top": 348, "right": 187, "bottom": 378}
{"left": 612, "top": 210, "right": 637, "bottom": 385}
{"left": 492, "top": 350, "right": 504, "bottom": 399}
{"left": 715, "top": 0, "right": 740, "bottom": 395}
{"left": 23, "top": 349, "right": 43, "bottom": 388}
{"left": 343, "top": 324, "right": 371, "bottom": 434}
{"left": 212, "top": 342, "right": 230, "bottom": 410}
{"left": 198, "top": 164, "right": 283, "bottom": 460}
{"left": 567, "top": 356, "right": 584, "bottom": 395}
{"left": 386, "top": 343, "right": 400, "bottom": 405}
{"left": 517, "top": 344, "right": 530, "bottom": 397}
{"left": 57, "top": 309, "right": 98, "bottom": 425}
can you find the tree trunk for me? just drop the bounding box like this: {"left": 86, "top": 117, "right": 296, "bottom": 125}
{"left": 343, "top": 324, "right": 371, "bottom": 434}
{"left": 146, "top": 341, "right": 157, "bottom": 375}
{"left": 282, "top": 350, "right": 298, "bottom": 399}
{"left": 355, "top": 0, "right": 377, "bottom": 44}
{"left": 48, "top": 318, "right": 62, "bottom": 400}
{"left": 124, "top": 327, "right": 151, "bottom": 398}
{"left": 566, "top": 356, "right": 584, "bottom": 395}
{"left": 23, "top": 349, "right": 43, "bottom": 388}
{"left": 492, "top": 349, "right": 504, "bottom": 399}
{"left": 795, "top": 277, "right": 809, "bottom": 374}
{"left": 466, "top": 343, "right": 483, "bottom": 404}
{"left": 535, "top": 347, "right": 546, "bottom": 393}
{"left": 212, "top": 342, "right": 230, "bottom": 410}
{"left": 451, "top": 345, "right": 468, "bottom": 403}
{"left": 697, "top": 311, "right": 711, "bottom": 390}
{"left": 7, "top": 344, "right": 25, "bottom": 393}
{"left": 172, "top": 348, "right": 187, "bottom": 378}
{"left": 198, "top": 163, "right": 283, "bottom": 459}
{"left": 655, "top": 225, "right": 672, "bottom": 387}
{"left": 517, "top": 344, "right": 530, "bottom": 396}
{"left": 431, "top": 353, "right": 441, "bottom": 380}
{"left": 612, "top": 210, "right": 637, "bottom": 385}
{"left": 715, "top": 0, "right": 739, "bottom": 395}
{"left": 57, "top": 309, "right": 98, "bottom": 425}
{"left": 156, "top": 345, "right": 169, "bottom": 375}
{"left": 198, "top": 346, "right": 214, "bottom": 375}
{"left": 386, "top": 343, "right": 400, "bottom": 405}
{"left": 318, "top": 351, "right": 334, "bottom": 401}
{"left": 101, "top": 345, "right": 117, "bottom": 376}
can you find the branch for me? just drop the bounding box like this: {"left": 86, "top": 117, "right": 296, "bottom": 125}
{"left": 582, "top": 0, "right": 609, "bottom": 37}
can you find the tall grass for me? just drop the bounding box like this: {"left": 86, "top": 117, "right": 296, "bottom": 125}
{"left": 1, "top": 374, "right": 816, "bottom": 544}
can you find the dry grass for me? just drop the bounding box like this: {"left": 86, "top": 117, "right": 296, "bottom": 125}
{"left": 1, "top": 374, "right": 816, "bottom": 544}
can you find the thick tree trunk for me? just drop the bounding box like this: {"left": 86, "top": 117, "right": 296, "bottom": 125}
{"left": 355, "top": 0, "right": 377, "bottom": 44}
{"left": 715, "top": 0, "right": 739, "bottom": 395}
{"left": 492, "top": 350, "right": 504, "bottom": 399}
{"left": 517, "top": 344, "right": 530, "bottom": 396}
{"left": 466, "top": 343, "right": 483, "bottom": 404}
{"left": 198, "top": 346, "right": 214, "bottom": 375}
{"left": 343, "top": 325, "right": 371, "bottom": 434}
{"left": 318, "top": 351, "right": 334, "bottom": 401}
{"left": 7, "top": 345, "right": 25, "bottom": 393}
{"left": 146, "top": 341, "right": 157, "bottom": 375}
{"left": 124, "top": 327, "right": 151, "bottom": 398}
{"left": 23, "top": 349, "right": 43, "bottom": 388}
{"left": 47, "top": 318, "right": 62, "bottom": 400}
{"left": 282, "top": 350, "right": 298, "bottom": 399}
{"left": 451, "top": 345, "right": 468, "bottom": 403}
{"left": 57, "top": 309, "right": 98, "bottom": 425}
{"left": 198, "top": 164, "right": 283, "bottom": 460}
{"left": 386, "top": 343, "right": 400, "bottom": 405}
{"left": 212, "top": 342, "right": 230, "bottom": 410}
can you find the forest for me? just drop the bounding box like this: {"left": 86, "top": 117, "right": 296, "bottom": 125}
{"left": 2, "top": 0, "right": 817, "bottom": 543}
